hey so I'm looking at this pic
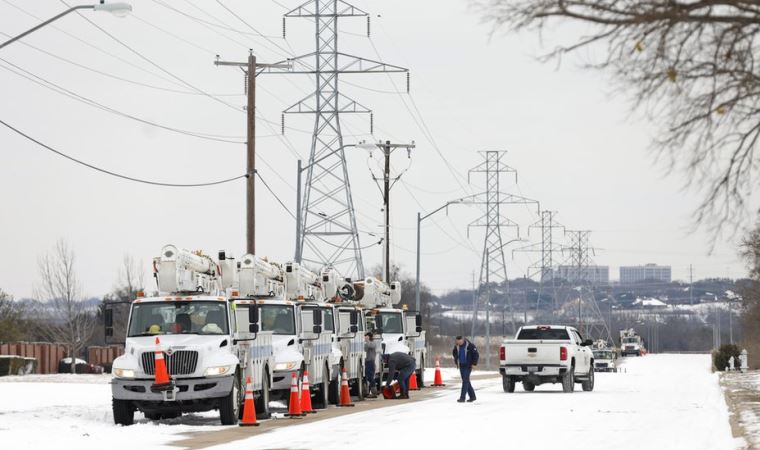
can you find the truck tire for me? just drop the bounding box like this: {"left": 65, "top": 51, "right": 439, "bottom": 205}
{"left": 219, "top": 372, "right": 241, "bottom": 425}
{"left": 328, "top": 369, "right": 340, "bottom": 405}
{"left": 255, "top": 369, "right": 271, "bottom": 420}
{"left": 581, "top": 365, "right": 595, "bottom": 392}
{"left": 522, "top": 381, "right": 535, "bottom": 392}
{"left": 112, "top": 398, "right": 134, "bottom": 426}
{"left": 350, "top": 361, "right": 365, "bottom": 401}
{"left": 417, "top": 356, "right": 425, "bottom": 388}
{"left": 562, "top": 367, "right": 575, "bottom": 393}
{"left": 502, "top": 375, "right": 515, "bottom": 393}
{"left": 313, "top": 364, "right": 330, "bottom": 410}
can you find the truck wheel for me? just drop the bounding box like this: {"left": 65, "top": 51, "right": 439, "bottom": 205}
{"left": 112, "top": 398, "right": 134, "bottom": 426}
{"left": 502, "top": 375, "right": 515, "bottom": 393}
{"left": 219, "top": 373, "right": 241, "bottom": 425}
{"left": 328, "top": 370, "right": 340, "bottom": 405}
{"left": 562, "top": 367, "right": 575, "bottom": 393}
{"left": 417, "top": 356, "right": 425, "bottom": 388}
{"left": 522, "top": 381, "right": 535, "bottom": 392}
{"left": 351, "top": 361, "right": 365, "bottom": 401}
{"left": 582, "top": 366, "right": 595, "bottom": 392}
{"left": 255, "top": 369, "right": 271, "bottom": 420}
{"left": 313, "top": 364, "right": 330, "bottom": 410}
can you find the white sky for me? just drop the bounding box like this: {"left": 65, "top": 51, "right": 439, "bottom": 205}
{"left": 0, "top": 0, "right": 751, "bottom": 299}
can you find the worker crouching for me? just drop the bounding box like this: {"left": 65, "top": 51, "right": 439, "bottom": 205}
{"left": 384, "top": 352, "right": 416, "bottom": 399}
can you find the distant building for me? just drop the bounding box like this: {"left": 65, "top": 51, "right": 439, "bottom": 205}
{"left": 619, "top": 264, "right": 671, "bottom": 284}
{"left": 554, "top": 265, "right": 609, "bottom": 284}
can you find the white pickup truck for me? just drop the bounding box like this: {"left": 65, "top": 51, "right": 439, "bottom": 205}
{"left": 499, "top": 325, "right": 595, "bottom": 393}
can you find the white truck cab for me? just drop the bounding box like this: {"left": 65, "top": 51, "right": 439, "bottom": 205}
{"left": 110, "top": 245, "right": 274, "bottom": 426}
{"left": 499, "top": 325, "right": 595, "bottom": 393}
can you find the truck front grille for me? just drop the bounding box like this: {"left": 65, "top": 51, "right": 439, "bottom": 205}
{"left": 140, "top": 350, "right": 198, "bottom": 375}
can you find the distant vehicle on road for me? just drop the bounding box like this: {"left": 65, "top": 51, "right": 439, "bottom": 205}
{"left": 619, "top": 328, "right": 644, "bottom": 357}
{"left": 592, "top": 349, "right": 617, "bottom": 372}
{"left": 499, "top": 325, "right": 595, "bottom": 393}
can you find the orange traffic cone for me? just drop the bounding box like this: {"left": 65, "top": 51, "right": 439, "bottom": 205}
{"left": 337, "top": 368, "right": 355, "bottom": 407}
{"left": 239, "top": 376, "right": 259, "bottom": 427}
{"left": 153, "top": 337, "right": 171, "bottom": 388}
{"left": 382, "top": 380, "right": 401, "bottom": 399}
{"left": 300, "top": 370, "right": 316, "bottom": 414}
{"left": 432, "top": 356, "right": 445, "bottom": 387}
{"left": 409, "top": 370, "right": 420, "bottom": 391}
{"left": 285, "top": 372, "right": 304, "bottom": 418}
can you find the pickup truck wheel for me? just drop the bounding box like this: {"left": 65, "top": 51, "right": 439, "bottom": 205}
{"left": 502, "top": 375, "right": 515, "bottom": 393}
{"left": 522, "top": 381, "right": 535, "bottom": 392}
{"left": 112, "top": 398, "right": 134, "bottom": 426}
{"left": 255, "top": 369, "right": 271, "bottom": 420}
{"left": 562, "top": 367, "right": 575, "bottom": 393}
{"left": 582, "top": 366, "right": 595, "bottom": 392}
{"left": 219, "top": 372, "right": 241, "bottom": 425}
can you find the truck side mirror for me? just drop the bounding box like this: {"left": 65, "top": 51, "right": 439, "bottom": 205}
{"left": 582, "top": 339, "right": 593, "bottom": 347}
{"left": 374, "top": 315, "right": 383, "bottom": 334}
{"left": 248, "top": 305, "right": 259, "bottom": 333}
{"left": 313, "top": 324, "right": 323, "bottom": 334}
{"left": 105, "top": 327, "right": 113, "bottom": 337}
{"left": 313, "top": 309, "right": 322, "bottom": 326}
{"left": 350, "top": 325, "right": 358, "bottom": 333}
{"left": 415, "top": 313, "right": 422, "bottom": 333}
{"left": 104, "top": 308, "right": 113, "bottom": 328}
{"left": 350, "top": 310, "right": 359, "bottom": 326}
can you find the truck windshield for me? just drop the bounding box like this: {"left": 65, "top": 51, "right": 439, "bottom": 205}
{"left": 260, "top": 304, "right": 296, "bottom": 335}
{"left": 128, "top": 301, "right": 228, "bottom": 336}
{"left": 623, "top": 337, "right": 638, "bottom": 344}
{"left": 516, "top": 328, "right": 570, "bottom": 340}
{"left": 379, "top": 312, "right": 403, "bottom": 334}
{"left": 594, "top": 351, "right": 614, "bottom": 360}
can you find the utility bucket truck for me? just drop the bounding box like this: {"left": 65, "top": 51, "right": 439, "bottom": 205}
{"left": 619, "top": 328, "right": 644, "bottom": 357}
{"left": 360, "top": 277, "right": 427, "bottom": 387}
{"left": 109, "top": 245, "right": 274, "bottom": 426}
{"left": 229, "top": 256, "right": 343, "bottom": 409}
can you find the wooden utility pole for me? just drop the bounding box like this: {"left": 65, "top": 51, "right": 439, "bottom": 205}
{"left": 215, "top": 52, "right": 290, "bottom": 255}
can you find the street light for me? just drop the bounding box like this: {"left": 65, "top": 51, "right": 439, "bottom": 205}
{"left": 0, "top": 2, "right": 132, "bottom": 50}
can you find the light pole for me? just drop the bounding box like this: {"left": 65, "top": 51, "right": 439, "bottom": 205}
{"left": 414, "top": 198, "right": 470, "bottom": 311}
{"left": 0, "top": 2, "right": 132, "bottom": 50}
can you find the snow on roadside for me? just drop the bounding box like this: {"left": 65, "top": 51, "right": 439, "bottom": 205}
{"left": 207, "top": 355, "right": 742, "bottom": 450}
{"left": 0, "top": 374, "right": 224, "bottom": 450}
{"left": 721, "top": 370, "right": 760, "bottom": 448}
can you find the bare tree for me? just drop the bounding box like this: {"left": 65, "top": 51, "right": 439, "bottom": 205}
{"left": 0, "top": 288, "right": 26, "bottom": 342}
{"left": 36, "top": 239, "right": 95, "bottom": 373}
{"left": 741, "top": 220, "right": 760, "bottom": 367}
{"left": 117, "top": 254, "right": 145, "bottom": 300}
{"left": 478, "top": 0, "right": 760, "bottom": 233}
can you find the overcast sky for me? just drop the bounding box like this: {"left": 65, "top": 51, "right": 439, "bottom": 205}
{"left": 0, "top": 0, "right": 751, "bottom": 299}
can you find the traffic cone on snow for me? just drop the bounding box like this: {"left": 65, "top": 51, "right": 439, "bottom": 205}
{"left": 285, "top": 372, "right": 304, "bottom": 418}
{"left": 408, "top": 370, "right": 420, "bottom": 391}
{"left": 300, "top": 370, "right": 316, "bottom": 414}
{"left": 383, "top": 380, "right": 401, "bottom": 399}
{"left": 152, "top": 337, "right": 171, "bottom": 388}
{"left": 337, "top": 368, "right": 355, "bottom": 407}
{"left": 432, "top": 356, "right": 445, "bottom": 387}
{"left": 239, "top": 377, "right": 259, "bottom": 427}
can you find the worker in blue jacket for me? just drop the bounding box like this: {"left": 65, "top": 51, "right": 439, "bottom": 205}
{"left": 452, "top": 336, "right": 479, "bottom": 403}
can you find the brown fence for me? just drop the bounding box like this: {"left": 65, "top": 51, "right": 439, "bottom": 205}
{"left": 87, "top": 345, "right": 124, "bottom": 368}
{"left": 0, "top": 342, "right": 68, "bottom": 374}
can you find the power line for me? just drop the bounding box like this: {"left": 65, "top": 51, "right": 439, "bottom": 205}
{"left": 0, "top": 118, "right": 247, "bottom": 187}
{"left": 255, "top": 171, "right": 295, "bottom": 219}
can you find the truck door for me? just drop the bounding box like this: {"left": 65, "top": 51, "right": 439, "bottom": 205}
{"left": 573, "top": 330, "right": 590, "bottom": 372}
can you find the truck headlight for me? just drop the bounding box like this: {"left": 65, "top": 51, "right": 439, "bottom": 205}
{"left": 113, "top": 368, "right": 135, "bottom": 379}
{"left": 204, "top": 365, "right": 234, "bottom": 377}
{"left": 274, "top": 362, "right": 298, "bottom": 371}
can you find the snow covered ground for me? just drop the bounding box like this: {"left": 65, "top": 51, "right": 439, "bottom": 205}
{"left": 0, "top": 355, "right": 745, "bottom": 450}
{"left": 208, "top": 355, "right": 742, "bottom": 450}
{"left": 721, "top": 370, "right": 760, "bottom": 448}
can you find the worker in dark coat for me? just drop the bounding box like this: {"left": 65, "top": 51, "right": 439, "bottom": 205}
{"left": 385, "top": 352, "right": 416, "bottom": 399}
{"left": 453, "top": 336, "right": 479, "bottom": 402}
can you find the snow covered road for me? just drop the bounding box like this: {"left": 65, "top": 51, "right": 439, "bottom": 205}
{"left": 207, "top": 354, "right": 743, "bottom": 450}
{"left": 0, "top": 355, "right": 745, "bottom": 450}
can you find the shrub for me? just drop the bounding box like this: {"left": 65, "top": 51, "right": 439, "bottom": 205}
{"left": 713, "top": 344, "right": 741, "bottom": 371}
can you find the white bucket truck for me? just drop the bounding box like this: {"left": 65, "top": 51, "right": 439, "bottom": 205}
{"left": 109, "top": 245, "right": 274, "bottom": 426}
{"left": 359, "top": 277, "right": 426, "bottom": 386}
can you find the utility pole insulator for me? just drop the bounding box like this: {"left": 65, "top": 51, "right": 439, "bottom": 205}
{"left": 283, "top": 17, "right": 286, "bottom": 38}
{"left": 367, "top": 16, "right": 371, "bottom": 37}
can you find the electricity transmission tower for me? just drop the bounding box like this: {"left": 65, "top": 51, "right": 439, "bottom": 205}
{"left": 513, "top": 210, "right": 565, "bottom": 318}
{"left": 466, "top": 151, "right": 538, "bottom": 368}
{"left": 265, "top": 1, "right": 408, "bottom": 279}
{"left": 563, "top": 230, "right": 613, "bottom": 344}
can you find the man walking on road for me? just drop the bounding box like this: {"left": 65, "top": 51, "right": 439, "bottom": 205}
{"left": 385, "top": 352, "right": 416, "bottom": 399}
{"left": 453, "top": 336, "right": 479, "bottom": 403}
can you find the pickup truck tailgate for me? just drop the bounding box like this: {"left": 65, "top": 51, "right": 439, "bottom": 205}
{"left": 503, "top": 341, "right": 565, "bottom": 365}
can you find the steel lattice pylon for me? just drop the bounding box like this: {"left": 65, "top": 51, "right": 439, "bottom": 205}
{"left": 466, "top": 152, "right": 539, "bottom": 343}
{"left": 275, "top": 0, "right": 407, "bottom": 279}
{"left": 563, "top": 230, "right": 614, "bottom": 345}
